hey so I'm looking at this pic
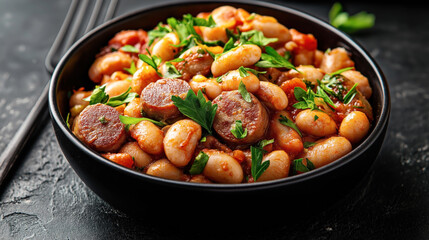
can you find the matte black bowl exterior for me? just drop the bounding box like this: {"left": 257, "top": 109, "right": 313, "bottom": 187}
{"left": 49, "top": 1, "right": 390, "bottom": 215}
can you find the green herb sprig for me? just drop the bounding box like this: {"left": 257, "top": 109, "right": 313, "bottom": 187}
{"left": 230, "top": 120, "right": 247, "bottom": 139}
{"left": 279, "top": 115, "right": 302, "bottom": 137}
{"left": 255, "top": 46, "right": 298, "bottom": 71}
{"left": 171, "top": 89, "right": 218, "bottom": 135}
{"left": 329, "top": 2, "right": 375, "bottom": 34}
{"left": 83, "top": 85, "right": 138, "bottom": 107}
{"left": 189, "top": 151, "right": 210, "bottom": 175}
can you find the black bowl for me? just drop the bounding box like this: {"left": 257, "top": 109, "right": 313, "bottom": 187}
{"left": 49, "top": 0, "right": 390, "bottom": 218}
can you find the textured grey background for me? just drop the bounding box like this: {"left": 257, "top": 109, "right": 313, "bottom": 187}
{"left": 1, "top": 0, "right": 429, "bottom": 239}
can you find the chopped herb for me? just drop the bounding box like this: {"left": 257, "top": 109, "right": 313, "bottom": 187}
{"left": 240, "top": 30, "right": 277, "bottom": 47}
{"left": 343, "top": 83, "right": 358, "bottom": 104}
{"left": 231, "top": 120, "right": 248, "bottom": 139}
{"left": 139, "top": 51, "right": 163, "bottom": 77}
{"left": 200, "top": 136, "right": 207, "bottom": 142}
{"left": 163, "top": 62, "right": 182, "bottom": 78}
{"left": 106, "top": 87, "right": 138, "bottom": 107}
{"left": 189, "top": 151, "right": 210, "bottom": 175}
{"left": 329, "top": 2, "right": 375, "bottom": 34}
{"left": 316, "top": 86, "right": 336, "bottom": 108}
{"left": 314, "top": 115, "right": 319, "bottom": 121}
{"left": 84, "top": 85, "right": 138, "bottom": 107}
{"left": 216, "top": 76, "right": 223, "bottom": 83}
{"left": 257, "top": 139, "right": 274, "bottom": 149}
{"left": 120, "top": 45, "right": 139, "bottom": 53}
{"left": 329, "top": 67, "right": 354, "bottom": 76}
{"left": 303, "top": 142, "right": 317, "bottom": 148}
{"left": 171, "top": 89, "right": 218, "bottom": 135}
{"left": 98, "top": 116, "right": 108, "bottom": 124}
{"left": 238, "top": 66, "right": 266, "bottom": 77}
{"left": 84, "top": 85, "right": 109, "bottom": 105}
{"left": 147, "top": 22, "right": 173, "bottom": 46}
{"left": 223, "top": 37, "right": 236, "bottom": 53}
{"left": 238, "top": 80, "right": 252, "bottom": 103}
{"left": 124, "top": 61, "right": 137, "bottom": 75}
{"left": 66, "top": 113, "right": 71, "bottom": 128}
{"left": 118, "top": 115, "right": 166, "bottom": 128}
{"left": 250, "top": 146, "right": 270, "bottom": 181}
{"left": 246, "top": 13, "right": 256, "bottom": 21}
{"left": 291, "top": 158, "right": 315, "bottom": 175}
{"left": 279, "top": 115, "right": 302, "bottom": 137}
{"left": 255, "top": 46, "right": 298, "bottom": 71}
{"left": 292, "top": 87, "right": 318, "bottom": 111}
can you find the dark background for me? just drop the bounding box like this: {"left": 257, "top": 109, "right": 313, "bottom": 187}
{"left": 1, "top": 0, "right": 428, "bottom": 239}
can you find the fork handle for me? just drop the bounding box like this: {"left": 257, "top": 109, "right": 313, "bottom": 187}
{"left": 0, "top": 81, "right": 49, "bottom": 186}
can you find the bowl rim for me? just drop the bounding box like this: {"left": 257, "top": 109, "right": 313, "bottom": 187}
{"left": 49, "top": 0, "right": 390, "bottom": 192}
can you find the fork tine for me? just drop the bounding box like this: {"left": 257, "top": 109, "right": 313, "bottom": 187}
{"left": 63, "top": 0, "right": 90, "bottom": 51}
{"left": 84, "top": 0, "right": 103, "bottom": 34}
{"left": 104, "top": 0, "right": 119, "bottom": 22}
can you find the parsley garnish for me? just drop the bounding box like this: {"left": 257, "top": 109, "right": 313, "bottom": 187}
{"left": 118, "top": 115, "right": 166, "bottom": 128}
{"left": 238, "top": 66, "right": 266, "bottom": 77}
{"left": 318, "top": 67, "right": 357, "bottom": 104}
{"left": 171, "top": 89, "right": 218, "bottom": 135}
{"left": 250, "top": 146, "right": 270, "bottom": 181}
{"left": 147, "top": 23, "right": 173, "bottom": 46}
{"left": 343, "top": 83, "right": 358, "bottom": 104}
{"left": 120, "top": 45, "right": 139, "bottom": 53}
{"left": 239, "top": 30, "right": 278, "bottom": 46}
{"left": 124, "top": 61, "right": 136, "bottom": 75}
{"left": 230, "top": 120, "right": 248, "bottom": 139}
{"left": 98, "top": 116, "right": 108, "bottom": 124}
{"left": 329, "top": 2, "right": 375, "bottom": 34}
{"left": 291, "top": 158, "right": 315, "bottom": 175}
{"left": 279, "top": 115, "right": 302, "bottom": 137}
{"left": 139, "top": 51, "right": 162, "bottom": 77}
{"left": 189, "top": 151, "right": 210, "bottom": 175}
{"left": 163, "top": 62, "right": 182, "bottom": 79}
{"left": 84, "top": 85, "right": 138, "bottom": 107}
{"left": 257, "top": 139, "right": 274, "bottom": 148}
{"left": 303, "top": 141, "right": 316, "bottom": 148}
{"left": 255, "top": 46, "right": 298, "bottom": 71}
{"left": 238, "top": 80, "right": 252, "bottom": 103}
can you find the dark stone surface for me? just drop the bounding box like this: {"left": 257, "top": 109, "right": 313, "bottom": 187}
{"left": 1, "top": 0, "right": 428, "bottom": 239}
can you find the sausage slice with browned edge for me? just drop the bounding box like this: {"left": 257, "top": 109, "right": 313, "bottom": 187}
{"left": 73, "top": 103, "right": 126, "bottom": 152}
{"left": 140, "top": 78, "right": 191, "bottom": 120}
{"left": 212, "top": 90, "right": 269, "bottom": 146}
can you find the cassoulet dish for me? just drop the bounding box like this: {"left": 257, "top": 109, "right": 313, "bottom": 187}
{"left": 67, "top": 6, "right": 373, "bottom": 184}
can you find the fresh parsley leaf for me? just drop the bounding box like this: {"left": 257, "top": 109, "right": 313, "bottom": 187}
{"left": 139, "top": 52, "right": 162, "bottom": 77}
{"left": 189, "top": 151, "right": 210, "bottom": 175}
{"left": 329, "top": 2, "right": 375, "bottom": 34}
{"left": 98, "top": 116, "right": 108, "bottom": 124}
{"left": 257, "top": 139, "right": 274, "bottom": 149}
{"left": 124, "top": 61, "right": 137, "bottom": 75}
{"left": 291, "top": 158, "right": 315, "bottom": 175}
{"left": 240, "top": 30, "right": 278, "bottom": 46}
{"left": 118, "top": 115, "right": 166, "bottom": 128}
{"left": 238, "top": 66, "right": 266, "bottom": 77}
{"left": 279, "top": 115, "right": 302, "bottom": 137}
{"left": 255, "top": 46, "right": 298, "bottom": 71}
{"left": 292, "top": 87, "right": 318, "bottom": 111}
{"left": 171, "top": 89, "right": 218, "bottom": 135}
{"left": 316, "top": 86, "right": 336, "bottom": 108}
{"left": 329, "top": 67, "right": 354, "bottom": 76}
{"left": 84, "top": 85, "right": 109, "bottom": 105}
{"left": 189, "top": 14, "right": 216, "bottom": 27}
{"left": 163, "top": 62, "right": 182, "bottom": 79}
{"left": 120, "top": 45, "right": 139, "bottom": 53}
{"left": 343, "top": 83, "right": 358, "bottom": 104}
{"left": 238, "top": 66, "right": 250, "bottom": 78}
{"left": 238, "top": 80, "right": 252, "bottom": 103}
{"left": 250, "top": 146, "right": 270, "bottom": 181}
{"left": 84, "top": 86, "right": 137, "bottom": 107}
{"left": 314, "top": 115, "right": 319, "bottom": 121}
{"left": 66, "top": 112, "right": 71, "bottom": 128}
{"left": 147, "top": 22, "right": 173, "bottom": 46}
{"left": 106, "top": 87, "right": 138, "bottom": 107}
{"left": 231, "top": 120, "right": 248, "bottom": 139}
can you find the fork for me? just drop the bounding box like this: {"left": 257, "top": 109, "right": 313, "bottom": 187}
{"left": 0, "top": 0, "right": 119, "bottom": 186}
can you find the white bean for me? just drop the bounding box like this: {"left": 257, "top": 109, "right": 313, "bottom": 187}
{"left": 119, "top": 142, "right": 152, "bottom": 168}
{"left": 211, "top": 44, "right": 261, "bottom": 77}
{"left": 130, "top": 120, "right": 164, "bottom": 155}
{"left": 202, "top": 150, "right": 243, "bottom": 184}
{"left": 339, "top": 111, "right": 370, "bottom": 144}
{"left": 270, "top": 111, "right": 303, "bottom": 157}
{"left": 163, "top": 119, "right": 202, "bottom": 167}
{"left": 219, "top": 69, "right": 260, "bottom": 93}
{"left": 146, "top": 159, "right": 185, "bottom": 181}
{"left": 295, "top": 109, "right": 337, "bottom": 137}
{"left": 88, "top": 52, "right": 132, "bottom": 83}
{"left": 257, "top": 150, "right": 290, "bottom": 182}
{"left": 301, "top": 136, "right": 352, "bottom": 168}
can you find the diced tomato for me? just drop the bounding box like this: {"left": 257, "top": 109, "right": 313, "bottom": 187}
{"left": 290, "top": 29, "right": 317, "bottom": 51}
{"left": 102, "top": 153, "right": 134, "bottom": 169}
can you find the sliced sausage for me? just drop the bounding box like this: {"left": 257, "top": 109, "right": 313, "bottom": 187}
{"left": 72, "top": 103, "right": 126, "bottom": 152}
{"left": 212, "top": 90, "right": 269, "bottom": 146}
{"left": 140, "top": 78, "right": 191, "bottom": 120}
{"left": 175, "top": 46, "right": 213, "bottom": 81}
